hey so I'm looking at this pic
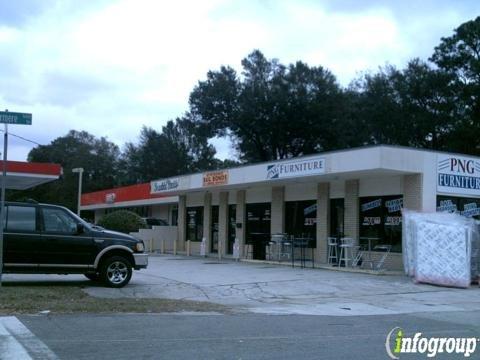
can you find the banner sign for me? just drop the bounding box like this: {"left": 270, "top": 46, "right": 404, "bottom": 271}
{"left": 151, "top": 177, "right": 189, "bottom": 194}
{"left": 266, "top": 157, "right": 325, "bottom": 180}
{"left": 203, "top": 170, "right": 229, "bottom": 187}
{"left": 361, "top": 199, "right": 382, "bottom": 212}
{"left": 437, "top": 155, "right": 480, "bottom": 196}
{"left": 105, "top": 193, "right": 116, "bottom": 204}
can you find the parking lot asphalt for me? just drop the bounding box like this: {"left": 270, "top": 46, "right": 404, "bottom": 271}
{"left": 79, "top": 255, "right": 480, "bottom": 316}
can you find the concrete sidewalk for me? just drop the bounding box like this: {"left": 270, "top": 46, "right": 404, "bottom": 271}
{"left": 84, "top": 255, "right": 480, "bottom": 316}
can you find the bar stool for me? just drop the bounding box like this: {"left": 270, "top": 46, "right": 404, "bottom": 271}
{"left": 339, "top": 237, "right": 354, "bottom": 267}
{"left": 268, "top": 233, "right": 285, "bottom": 261}
{"left": 327, "top": 237, "right": 338, "bottom": 264}
{"left": 243, "top": 243, "right": 253, "bottom": 259}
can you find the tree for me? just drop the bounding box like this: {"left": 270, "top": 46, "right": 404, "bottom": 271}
{"left": 11, "top": 130, "right": 120, "bottom": 210}
{"left": 118, "top": 117, "right": 219, "bottom": 184}
{"left": 352, "top": 60, "right": 456, "bottom": 150}
{"left": 189, "top": 50, "right": 349, "bottom": 162}
{"left": 430, "top": 16, "right": 480, "bottom": 154}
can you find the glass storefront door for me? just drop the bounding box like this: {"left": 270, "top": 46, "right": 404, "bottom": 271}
{"left": 285, "top": 200, "right": 317, "bottom": 240}
{"left": 211, "top": 206, "right": 219, "bottom": 253}
{"left": 330, "top": 198, "right": 344, "bottom": 237}
{"left": 186, "top": 207, "right": 203, "bottom": 242}
{"left": 246, "top": 203, "right": 271, "bottom": 260}
{"left": 227, "top": 204, "right": 236, "bottom": 254}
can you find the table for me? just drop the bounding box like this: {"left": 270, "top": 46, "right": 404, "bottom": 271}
{"left": 291, "top": 237, "right": 315, "bottom": 268}
{"left": 359, "top": 237, "right": 380, "bottom": 266}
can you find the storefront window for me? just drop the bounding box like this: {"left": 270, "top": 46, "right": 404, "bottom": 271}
{"left": 186, "top": 207, "right": 203, "bottom": 242}
{"left": 211, "top": 206, "right": 219, "bottom": 252}
{"left": 330, "top": 198, "right": 344, "bottom": 237}
{"left": 437, "top": 196, "right": 480, "bottom": 219}
{"left": 285, "top": 200, "right": 316, "bottom": 241}
{"left": 227, "top": 205, "right": 236, "bottom": 254}
{"left": 246, "top": 203, "right": 271, "bottom": 260}
{"left": 359, "top": 195, "right": 403, "bottom": 253}
{"left": 171, "top": 206, "right": 178, "bottom": 226}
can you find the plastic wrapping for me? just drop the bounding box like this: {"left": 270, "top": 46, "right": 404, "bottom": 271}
{"left": 402, "top": 210, "right": 479, "bottom": 288}
{"left": 415, "top": 221, "right": 471, "bottom": 288}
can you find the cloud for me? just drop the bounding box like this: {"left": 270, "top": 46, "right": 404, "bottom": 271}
{"left": 0, "top": 0, "right": 478, "bottom": 162}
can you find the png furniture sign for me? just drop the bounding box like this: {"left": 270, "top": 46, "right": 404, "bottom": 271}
{"left": 266, "top": 157, "right": 325, "bottom": 180}
{"left": 203, "top": 170, "right": 229, "bottom": 187}
{"left": 437, "top": 155, "right": 480, "bottom": 196}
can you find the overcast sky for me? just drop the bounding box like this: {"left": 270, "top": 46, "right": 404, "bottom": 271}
{"left": 0, "top": 0, "right": 478, "bottom": 162}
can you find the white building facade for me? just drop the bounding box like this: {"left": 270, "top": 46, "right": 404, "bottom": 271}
{"left": 81, "top": 145, "right": 480, "bottom": 270}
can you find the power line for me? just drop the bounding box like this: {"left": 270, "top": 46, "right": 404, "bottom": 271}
{"left": 0, "top": 129, "right": 42, "bottom": 146}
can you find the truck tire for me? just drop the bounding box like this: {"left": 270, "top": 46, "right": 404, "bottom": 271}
{"left": 100, "top": 256, "right": 132, "bottom": 288}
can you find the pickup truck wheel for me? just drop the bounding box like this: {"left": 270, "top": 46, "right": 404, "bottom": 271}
{"left": 100, "top": 256, "right": 132, "bottom": 288}
{"left": 84, "top": 273, "right": 100, "bottom": 281}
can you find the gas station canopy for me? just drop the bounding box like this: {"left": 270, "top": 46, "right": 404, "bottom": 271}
{"left": 0, "top": 161, "right": 62, "bottom": 190}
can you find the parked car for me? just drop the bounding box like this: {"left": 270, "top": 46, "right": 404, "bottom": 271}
{"left": 142, "top": 217, "right": 169, "bottom": 228}
{"left": 2, "top": 201, "right": 148, "bottom": 287}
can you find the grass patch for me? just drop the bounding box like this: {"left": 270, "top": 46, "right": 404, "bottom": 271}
{"left": 0, "top": 282, "right": 228, "bottom": 315}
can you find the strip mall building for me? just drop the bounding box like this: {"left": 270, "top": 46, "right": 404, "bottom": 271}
{"left": 80, "top": 145, "right": 480, "bottom": 270}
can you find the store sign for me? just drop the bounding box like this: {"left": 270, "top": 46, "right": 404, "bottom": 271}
{"left": 203, "top": 170, "right": 228, "bottom": 187}
{"left": 151, "top": 177, "right": 188, "bottom": 194}
{"left": 266, "top": 157, "right": 325, "bottom": 180}
{"left": 462, "top": 202, "right": 480, "bottom": 217}
{"left": 363, "top": 216, "right": 381, "bottom": 226}
{"left": 105, "top": 193, "right": 116, "bottom": 204}
{"left": 437, "top": 155, "right": 480, "bottom": 196}
{"left": 437, "top": 199, "right": 458, "bottom": 213}
{"left": 361, "top": 199, "right": 382, "bottom": 212}
{"left": 385, "top": 198, "right": 403, "bottom": 213}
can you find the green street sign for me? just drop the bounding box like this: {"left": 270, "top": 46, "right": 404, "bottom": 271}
{"left": 0, "top": 111, "right": 32, "bottom": 125}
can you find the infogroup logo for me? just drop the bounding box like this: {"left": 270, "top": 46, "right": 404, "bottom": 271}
{"left": 385, "top": 327, "right": 478, "bottom": 359}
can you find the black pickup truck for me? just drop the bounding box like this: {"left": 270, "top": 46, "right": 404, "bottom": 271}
{"left": 1, "top": 201, "right": 148, "bottom": 287}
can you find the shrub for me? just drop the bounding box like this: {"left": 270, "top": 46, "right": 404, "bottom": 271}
{"left": 97, "top": 210, "right": 146, "bottom": 234}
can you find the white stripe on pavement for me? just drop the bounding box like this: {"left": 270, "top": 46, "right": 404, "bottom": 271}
{"left": 0, "top": 316, "right": 57, "bottom": 360}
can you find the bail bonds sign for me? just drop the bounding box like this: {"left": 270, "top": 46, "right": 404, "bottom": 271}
{"left": 437, "top": 155, "right": 480, "bottom": 196}
{"left": 203, "top": 170, "right": 229, "bottom": 187}
{"left": 266, "top": 156, "right": 325, "bottom": 180}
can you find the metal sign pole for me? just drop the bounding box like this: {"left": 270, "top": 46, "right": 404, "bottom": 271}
{"left": 0, "top": 122, "right": 8, "bottom": 287}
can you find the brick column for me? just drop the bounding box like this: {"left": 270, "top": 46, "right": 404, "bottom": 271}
{"left": 403, "top": 174, "right": 423, "bottom": 211}
{"left": 177, "top": 195, "right": 186, "bottom": 252}
{"left": 236, "top": 190, "right": 246, "bottom": 257}
{"left": 316, "top": 182, "right": 330, "bottom": 264}
{"left": 218, "top": 192, "right": 229, "bottom": 256}
{"left": 271, "top": 186, "right": 285, "bottom": 234}
{"left": 203, "top": 192, "right": 212, "bottom": 253}
{"left": 344, "top": 179, "right": 359, "bottom": 245}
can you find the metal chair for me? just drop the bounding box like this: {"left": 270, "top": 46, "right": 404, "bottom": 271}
{"left": 243, "top": 243, "right": 254, "bottom": 259}
{"left": 327, "top": 237, "right": 338, "bottom": 264}
{"left": 267, "top": 234, "right": 283, "bottom": 260}
{"left": 338, "top": 237, "right": 354, "bottom": 267}
{"left": 371, "top": 244, "right": 391, "bottom": 270}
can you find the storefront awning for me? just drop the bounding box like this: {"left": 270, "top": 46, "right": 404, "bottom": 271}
{"left": 0, "top": 161, "right": 62, "bottom": 190}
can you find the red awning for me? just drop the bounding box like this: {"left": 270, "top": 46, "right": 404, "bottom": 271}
{"left": 81, "top": 182, "right": 163, "bottom": 206}
{"left": 0, "top": 161, "right": 62, "bottom": 190}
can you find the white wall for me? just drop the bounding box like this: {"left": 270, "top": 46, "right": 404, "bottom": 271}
{"left": 330, "top": 180, "right": 345, "bottom": 199}
{"left": 284, "top": 183, "right": 317, "bottom": 201}
{"left": 186, "top": 192, "right": 205, "bottom": 207}
{"left": 359, "top": 176, "right": 403, "bottom": 197}
{"left": 246, "top": 187, "right": 272, "bottom": 203}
